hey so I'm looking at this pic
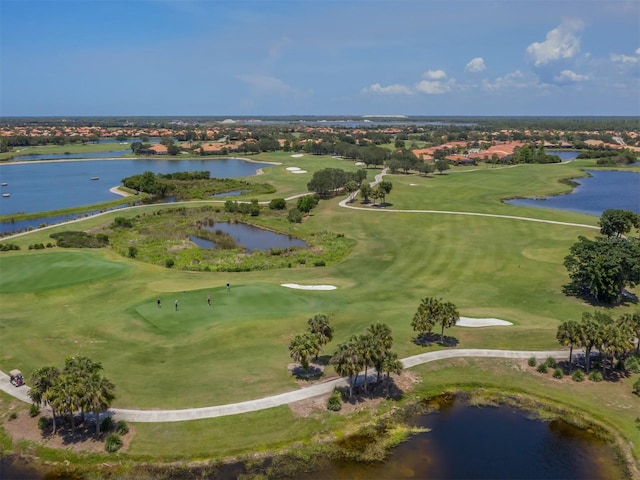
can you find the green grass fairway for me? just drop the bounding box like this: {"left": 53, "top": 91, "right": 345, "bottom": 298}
{"left": 0, "top": 251, "right": 130, "bottom": 293}
{"left": 1, "top": 158, "right": 638, "bottom": 463}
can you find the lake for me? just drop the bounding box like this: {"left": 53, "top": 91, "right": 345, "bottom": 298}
{"left": 299, "top": 398, "right": 626, "bottom": 479}
{"left": 0, "top": 157, "right": 271, "bottom": 217}
{"left": 507, "top": 170, "right": 640, "bottom": 215}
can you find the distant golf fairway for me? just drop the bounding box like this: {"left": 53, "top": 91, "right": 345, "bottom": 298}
{"left": 1, "top": 159, "right": 639, "bottom": 464}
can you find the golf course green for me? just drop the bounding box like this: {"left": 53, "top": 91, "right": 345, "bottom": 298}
{"left": 1, "top": 153, "right": 638, "bottom": 468}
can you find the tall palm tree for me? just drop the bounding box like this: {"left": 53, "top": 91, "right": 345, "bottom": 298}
{"left": 366, "top": 323, "right": 393, "bottom": 383}
{"left": 48, "top": 372, "right": 82, "bottom": 434}
{"left": 29, "top": 366, "right": 60, "bottom": 433}
{"left": 307, "top": 314, "right": 334, "bottom": 360}
{"left": 356, "top": 333, "right": 378, "bottom": 394}
{"left": 620, "top": 311, "right": 640, "bottom": 353}
{"left": 84, "top": 372, "right": 116, "bottom": 434}
{"left": 556, "top": 320, "right": 580, "bottom": 371}
{"left": 64, "top": 356, "right": 103, "bottom": 422}
{"left": 380, "top": 351, "right": 403, "bottom": 397}
{"left": 331, "top": 340, "right": 361, "bottom": 399}
{"left": 411, "top": 297, "right": 438, "bottom": 339}
{"left": 438, "top": 301, "right": 460, "bottom": 344}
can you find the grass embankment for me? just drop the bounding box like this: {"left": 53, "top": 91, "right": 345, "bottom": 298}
{"left": 0, "top": 158, "right": 638, "bottom": 466}
{"left": 0, "top": 142, "right": 134, "bottom": 161}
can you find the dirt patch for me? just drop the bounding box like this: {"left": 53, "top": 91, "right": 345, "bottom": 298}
{"left": 288, "top": 370, "right": 420, "bottom": 418}
{"left": 3, "top": 402, "right": 133, "bottom": 454}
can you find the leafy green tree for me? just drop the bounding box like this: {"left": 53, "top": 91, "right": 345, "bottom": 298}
{"left": 435, "top": 158, "right": 450, "bottom": 174}
{"left": 556, "top": 320, "right": 580, "bottom": 371}
{"left": 564, "top": 236, "right": 640, "bottom": 304}
{"left": 287, "top": 208, "right": 303, "bottom": 223}
{"left": 360, "top": 181, "right": 373, "bottom": 203}
{"left": 599, "top": 209, "right": 640, "bottom": 238}
{"left": 297, "top": 195, "right": 318, "bottom": 214}
{"left": 269, "top": 198, "right": 287, "bottom": 210}
{"left": 331, "top": 339, "right": 362, "bottom": 399}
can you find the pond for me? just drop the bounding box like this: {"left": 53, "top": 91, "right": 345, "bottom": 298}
{"left": 299, "top": 398, "right": 626, "bottom": 480}
{"left": 190, "top": 222, "right": 307, "bottom": 252}
{"left": 546, "top": 150, "right": 580, "bottom": 161}
{"left": 0, "top": 158, "right": 271, "bottom": 233}
{"left": 507, "top": 170, "right": 640, "bottom": 216}
{"left": 11, "top": 149, "right": 131, "bottom": 161}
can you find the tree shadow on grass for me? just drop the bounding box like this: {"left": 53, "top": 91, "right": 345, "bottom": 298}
{"left": 289, "top": 363, "right": 324, "bottom": 382}
{"left": 413, "top": 333, "right": 459, "bottom": 347}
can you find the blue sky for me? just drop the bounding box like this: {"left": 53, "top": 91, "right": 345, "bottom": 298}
{"left": 1, "top": 0, "right": 638, "bottom": 116}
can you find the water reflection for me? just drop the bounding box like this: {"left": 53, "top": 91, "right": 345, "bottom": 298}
{"left": 192, "top": 222, "right": 307, "bottom": 252}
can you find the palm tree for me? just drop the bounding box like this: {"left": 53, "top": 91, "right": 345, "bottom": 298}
{"left": 64, "top": 356, "right": 103, "bottom": 422}
{"left": 289, "top": 333, "right": 318, "bottom": 371}
{"left": 577, "top": 315, "right": 599, "bottom": 373}
{"left": 380, "top": 351, "right": 403, "bottom": 397}
{"left": 331, "top": 340, "right": 361, "bottom": 399}
{"left": 556, "top": 320, "right": 580, "bottom": 371}
{"left": 411, "top": 297, "right": 438, "bottom": 340}
{"left": 438, "top": 301, "right": 460, "bottom": 344}
{"left": 356, "top": 334, "right": 379, "bottom": 394}
{"left": 48, "top": 372, "right": 82, "bottom": 434}
{"left": 366, "top": 323, "right": 393, "bottom": 383}
{"left": 84, "top": 372, "right": 116, "bottom": 434}
{"left": 307, "top": 314, "right": 334, "bottom": 360}
{"left": 620, "top": 311, "right": 640, "bottom": 353}
{"left": 29, "top": 366, "right": 60, "bottom": 433}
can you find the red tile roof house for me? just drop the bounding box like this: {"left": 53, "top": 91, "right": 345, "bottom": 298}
{"left": 143, "top": 144, "right": 168, "bottom": 155}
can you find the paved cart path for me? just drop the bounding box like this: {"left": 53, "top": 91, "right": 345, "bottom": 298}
{"left": 0, "top": 349, "right": 566, "bottom": 423}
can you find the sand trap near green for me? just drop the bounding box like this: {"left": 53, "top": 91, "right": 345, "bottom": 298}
{"left": 281, "top": 283, "right": 337, "bottom": 290}
{"left": 458, "top": 317, "right": 513, "bottom": 327}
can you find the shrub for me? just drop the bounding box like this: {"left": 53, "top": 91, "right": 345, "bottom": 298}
{"left": 527, "top": 357, "right": 536, "bottom": 367}
{"left": 8, "top": 412, "right": 17, "bottom": 421}
{"left": 545, "top": 357, "right": 557, "bottom": 368}
{"left": 313, "top": 260, "right": 326, "bottom": 267}
{"left": 112, "top": 216, "right": 133, "bottom": 228}
{"left": 327, "top": 390, "right": 342, "bottom": 411}
{"left": 588, "top": 371, "right": 603, "bottom": 382}
{"left": 165, "top": 258, "right": 175, "bottom": 268}
{"left": 553, "top": 368, "right": 564, "bottom": 379}
{"left": 29, "top": 404, "right": 40, "bottom": 418}
{"left": 38, "top": 416, "right": 50, "bottom": 431}
{"left": 127, "top": 246, "right": 138, "bottom": 258}
{"left": 269, "top": 198, "right": 287, "bottom": 210}
{"left": 536, "top": 363, "right": 548, "bottom": 374}
{"left": 105, "top": 433, "right": 123, "bottom": 453}
{"left": 288, "top": 208, "right": 303, "bottom": 223}
{"left": 625, "top": 356, "right": 640, "bottom": 374}
{"left": 101, "top": 416, "right": 115, "bottom": 433}
{"left": 571, "top": 370, "right": 585, "bottom": 382}
{"left": 633, "top": 378, "right": 640, "bottom": 396}
{"left": 116, "top": 421, "right": 129, "bottom": 435}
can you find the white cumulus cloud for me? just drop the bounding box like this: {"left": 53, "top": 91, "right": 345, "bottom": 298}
{"left": 465, "top": 57, "right": 486, "bottom": 73}
{"left": 554, "top": 70, "right": 589, "bottom": 83}
{"left": 482, "top": 70, "right": 538, "bottom": 91}
{"left": 636, "top": 47, "right": 640, "bottom": 55}
{"left": 610, "top": 53, "right": 638, "bottom": 64}
{"left": 527, "top": 19, "right": 584, "bottom": 66}
{"left": 362, "top": 83, "right": 413, "bottom": 95}
{"left": 423, "top": 69, "right": 447, "bottom": 80}
{"left": 415, "top": 80, "right": 452, "bottom": 94}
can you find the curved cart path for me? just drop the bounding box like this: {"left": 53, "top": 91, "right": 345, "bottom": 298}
{"left": 0, "top": 349, "right": 566, "bottom": 423}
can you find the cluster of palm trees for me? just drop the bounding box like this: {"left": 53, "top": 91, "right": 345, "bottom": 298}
{"left": 288, "top": 314, "right": 335, "bottom": 372}
{"left": 330, "top": 323, "right": 403, "bottom": 399}
{"left": 556, "top": 311, "right": 640, "bottom": 375}
{"left": 411, "top": 297, "right": 460, "bottom": 344}
{"left": 29, "top": 356, "right": 115, "bottom": 435}
{"left": 358, "top": 180, "right": 393, "bottom": 205}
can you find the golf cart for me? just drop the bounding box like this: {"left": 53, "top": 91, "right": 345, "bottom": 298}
{"left": 9, "top": 369, "right": 24, "bottom": 387}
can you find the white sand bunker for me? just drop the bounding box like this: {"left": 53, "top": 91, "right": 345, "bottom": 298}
{"left": 409, "top": 183, "right": 418, "bottom": 186}
{"left": 458, "top": 317, "right": 513, "bottom": 327}
{"left": 281, "top": 283, "right": 337, "bottom": 290}
{"left": 291, "top": 170, "right": 307, "bottom": 174}
{"left": 286, "top": 167, "right": 301, "bottom": 171}
{"left": 355, "top": 161, "right": 366, "bottom": 166}
{"left": 291, "top": 154, "right": 304, "bottom": 158}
